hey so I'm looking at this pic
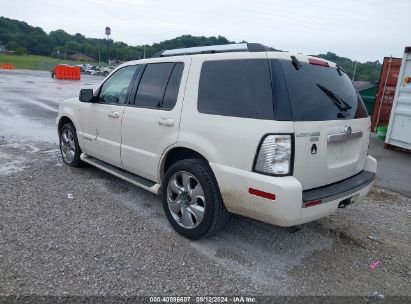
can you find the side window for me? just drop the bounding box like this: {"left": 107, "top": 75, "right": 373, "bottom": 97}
{"left": 162, "top": 63, "right": 184, "bottom": 110}
{"left": 99, "top": 65, "right": 138, "bottom": 105}
{"left": 197, "top": 59, "right": 274, "bottom": 119}
{"left": 134, "top": 63, "right": 174, "bottom": 108}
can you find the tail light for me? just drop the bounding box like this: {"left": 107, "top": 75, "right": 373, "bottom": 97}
{"left": 309, "top": 58, "right": 330, "bottom": 67}
{"left": 254, "top": 134, "right": 293, "bottom": 176}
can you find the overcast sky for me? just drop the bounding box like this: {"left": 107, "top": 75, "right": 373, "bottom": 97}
{"left": 2, "top": 0, "right": 410, "bottom": 62}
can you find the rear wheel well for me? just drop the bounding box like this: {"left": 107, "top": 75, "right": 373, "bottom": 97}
{"left": 162, "top": 147, "right": 208, "bottom": 180}
{"left": 58, "top": 116, "right": 74, "bottom": 135}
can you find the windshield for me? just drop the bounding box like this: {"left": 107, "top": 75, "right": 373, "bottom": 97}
{"left": 280, "top": 60, "right": 368, "bottom": 121}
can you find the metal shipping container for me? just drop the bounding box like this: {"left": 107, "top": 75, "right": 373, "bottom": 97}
{"left": 385, "top": 47, "right": 411, "bottom": 150}
{"left": 371, "top": 57, "right": 402, "bottom": 131}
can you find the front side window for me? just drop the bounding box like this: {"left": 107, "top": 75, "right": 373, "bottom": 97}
{"left": 197, "top": 59, "right": 274, "bottom": 119}
{"left": 99, "top": 65, "right": 138, "bottom": 104}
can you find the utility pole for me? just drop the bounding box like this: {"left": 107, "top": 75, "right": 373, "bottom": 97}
{"left": 374, "top": 56, "right": 392, "bottom": 131}
{"left": 352, "top": 60, "right": 357, "bottom": 81}
{"left": 105, "top": 26, "right": 111, "bottom": 65}
{"left": 143, "top": 46, "right": 146, "bottom": 59}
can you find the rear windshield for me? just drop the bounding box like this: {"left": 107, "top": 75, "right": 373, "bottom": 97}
{"left": 280, "top": 60, "right": 368, "bottom": 121}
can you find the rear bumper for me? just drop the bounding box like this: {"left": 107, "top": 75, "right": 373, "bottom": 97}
{"left": 303, "top": 170, "right": 376, "bottom": 206}
{"left": 210, "top": 155, "right": 377, "bottom": 227}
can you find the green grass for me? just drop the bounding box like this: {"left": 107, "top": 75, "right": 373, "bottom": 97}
{"left": 0, "top": 54, "right": 101, "bottom": 71}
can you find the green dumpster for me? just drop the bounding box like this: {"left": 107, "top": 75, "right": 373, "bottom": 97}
{"left": 353, "top": 82, "right": 377, "bottom": 115}
{"left": 360, "top": 85, "right": 378, "bottom": 115}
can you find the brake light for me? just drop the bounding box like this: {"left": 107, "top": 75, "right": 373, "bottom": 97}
{"left": 254, "top": 134, "right": 293, "bottom": 175}
{"left": 309, "top": 58, "right": 330, "bottom": 67}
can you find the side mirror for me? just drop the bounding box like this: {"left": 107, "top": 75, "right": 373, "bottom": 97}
{"left": 79, "top": 89, "right": 94, "bottom": 102}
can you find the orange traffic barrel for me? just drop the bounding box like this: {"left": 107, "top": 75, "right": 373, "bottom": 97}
{"left": 54, "top": 65, "right": 81, "bottom": 80}
{"left": 1, "top": 63, "right": 14, "bottom": 69}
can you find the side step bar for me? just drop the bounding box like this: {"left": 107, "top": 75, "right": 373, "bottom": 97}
{"left": 80, "top": 153, "right": 161, "bottom": 195}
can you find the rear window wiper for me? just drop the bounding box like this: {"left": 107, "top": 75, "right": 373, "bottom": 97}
{"left": 291, "top": 56, "right": 302, "bottom": 70}
{"left": 336, "top": 65, "right": 345, "bottom": 76}
{"left": 316, "top": 84, "right": 352, "bottom": 112}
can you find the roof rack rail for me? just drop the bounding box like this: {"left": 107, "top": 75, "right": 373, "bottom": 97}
{"left": 152, "top": 43, "right": 270, "bottom": 58}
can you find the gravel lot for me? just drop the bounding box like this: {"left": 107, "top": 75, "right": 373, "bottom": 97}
{"left": 0, "top": 70, "right": 410, "bottom": 298}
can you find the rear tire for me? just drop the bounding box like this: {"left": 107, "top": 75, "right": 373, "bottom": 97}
{"left": 162, "top": 159, "right": 230, "bottom": 239}
{"left": 59, "top": 122, "right": 83, "bottom": 167}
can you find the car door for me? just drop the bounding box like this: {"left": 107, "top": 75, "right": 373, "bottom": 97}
{"left": 81, "top": 65, "right": 138, "bottom": 168}
{"left": 121, "top": 59, "right": 190, "bottom": 182}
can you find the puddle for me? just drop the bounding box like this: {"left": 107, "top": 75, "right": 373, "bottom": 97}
{"left": 0, "top": 159, "right": 28, "bottom": 176}
{"left": 190, "top": 219, "right": 333, "bottom": 288}
{"left": 41, "top": 148, "right": 60, "bottom": 155}
{"left": 0, "top": 142, "right": 46, "bottom": 176}
{"left": 68, "top": 167, "right": 86, "bottom": 175}
{"left": 367, "top": 187, "right": 399, "bottom": 202}
{"left": 215, "top": 248, "right": 247, "bottom": 265}
{"left": 4, "top": 143, "right": 41, "bottom": 153}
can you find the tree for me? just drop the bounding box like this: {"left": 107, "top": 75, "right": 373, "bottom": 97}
{"left": 0, "top": 16, "right": 382, "bottom": 82}
{"left": 6, "top": 41, "right": 26, "bottom": 55}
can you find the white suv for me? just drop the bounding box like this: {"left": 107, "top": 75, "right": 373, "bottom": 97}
{"left": 56, "top": 43, "right": 377, "bottom": 239}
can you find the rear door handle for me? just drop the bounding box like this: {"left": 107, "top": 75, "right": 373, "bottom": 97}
{"left": 158, "top": 117, "right": 175, "bottom": 127}
{"left": 108, "top": 111, "right": 120, "bottom": 118}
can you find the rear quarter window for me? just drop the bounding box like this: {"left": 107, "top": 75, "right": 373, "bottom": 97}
{"left": 198, "top": 59, "right": 274, "bottom": 119}
{"left": 161, "top": 63, "right": 184, "bottom": 110}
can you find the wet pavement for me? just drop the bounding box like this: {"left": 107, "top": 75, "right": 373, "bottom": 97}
{"left": 0, "top": 69, "right": 410, "bottom": 297}
{"left": 0, "top": 69, "right": 101, "bottom": 142}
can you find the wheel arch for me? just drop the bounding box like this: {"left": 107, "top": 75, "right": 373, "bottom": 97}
{"left": 57, "top": 115, "right": 83, "bottom": 151}
{"left": 57, "top": 116, "right": 75, "bottom": 135}
{"left": 159, "top": 146, "right": 210, "bottom": 182}
{"left": 160, "top": 147, "right": 230, "bottom": 239}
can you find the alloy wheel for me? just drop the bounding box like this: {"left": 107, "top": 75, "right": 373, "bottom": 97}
{"left": 60, "top": 128, "right": 76, "bottom": 163}
{"left": 167, "top": 171, "right": 206, "bottom": 229}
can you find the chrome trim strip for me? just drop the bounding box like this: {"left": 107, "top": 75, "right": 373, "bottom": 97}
{"left": 327, "top": 131, "right": 363, "bottom": 143}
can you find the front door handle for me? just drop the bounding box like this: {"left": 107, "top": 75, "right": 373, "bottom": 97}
{"left": 108, "top": 111, "right": 120, "bottom": 118}
{"left": 158, "top": 117, "right": 175, "bottom": 127}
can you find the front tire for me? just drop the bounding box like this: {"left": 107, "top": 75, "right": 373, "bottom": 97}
{"left": 59, "top": 122, "right": 83, "bottom": 167}
{"left": 162, "top": 159, "right": 229, "bottom": 239}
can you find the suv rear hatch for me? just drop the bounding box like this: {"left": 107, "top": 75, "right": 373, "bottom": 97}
{"left": 279, "top": 57, "right": 370, "bottom": 190}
